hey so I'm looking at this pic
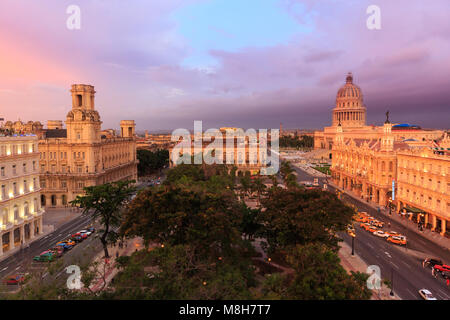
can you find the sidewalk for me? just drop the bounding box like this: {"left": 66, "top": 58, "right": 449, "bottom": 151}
{"left": 338, "top": 241, "right": 400, "bottom": 300}
{"left": 88, "top": 237, "right": 144, "bottom": 292}
{"left": 330, "top": 181, "right": 450, "bottom": 251}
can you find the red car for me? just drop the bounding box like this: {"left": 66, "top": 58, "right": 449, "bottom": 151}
{"left": 434, "top": 264, "right": 450, "bottom": 273}
{"left": 3, "top": 274, "right": 25, "bottom": 285}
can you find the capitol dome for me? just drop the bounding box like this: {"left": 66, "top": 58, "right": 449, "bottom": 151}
{"left": 332, "top": 72, "right": 366, "bottom": 127}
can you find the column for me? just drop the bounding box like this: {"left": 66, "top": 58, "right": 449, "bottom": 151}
{"left": 0, "top": 233, "right": 3, "bottom": 256}
{"left": 20, "top": 224, "right": 25, "bottom": 245}
{"left": 30, "top": 221, "right": 35, "bottom": 239}
{"left": 441, "top": 220, "right": 446, "bottom": 236}
{"left": 39, "top": 217, "right": 43, "bottom": 234}
{"left": 9, "top": 231, "right": 14, "bottom": 250}
{"left": 431, "top": 215, "right": 437, "bottom": 231}
{"left": 425, "top": 213, "right": 429, "bottom": 226}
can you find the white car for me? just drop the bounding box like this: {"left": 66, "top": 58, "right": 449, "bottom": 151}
{"left": 418, "top": 289, "right": 437, "bottom": 300}
{"left": 373, "top": 230, "right": 388, "bottom": 238}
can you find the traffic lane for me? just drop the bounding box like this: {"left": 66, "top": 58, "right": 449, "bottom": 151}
{"left": 336, "top": 189, "right": 450, "bottom": 263}
{"left": 44, "top": 231, "right": 104, "bottom": 287}
{"left": 0, "top": 214, "right": 93, "bottom": 279}
{"left": 342, "top": 227, "right": 450, "bottom": 300}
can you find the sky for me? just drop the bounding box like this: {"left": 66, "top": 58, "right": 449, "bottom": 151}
{"left": 0, "top": 0, "right": 449, "bottom": 131}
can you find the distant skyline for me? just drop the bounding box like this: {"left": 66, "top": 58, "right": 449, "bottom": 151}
{"left": 0, "top": 0, "right": 449, "bottom": 131}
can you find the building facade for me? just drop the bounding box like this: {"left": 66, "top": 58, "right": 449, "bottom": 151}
{"left": 38, "top": 84, "right": 138, "bottom": 208}
{"left": 325, "top": 75, "right": 450, "bottom": 238}
{"left": 397, "top": 147, "right": 450, "bottom": 235}
{"left": 0, "top": 135, "right": 44, "bottom": 257}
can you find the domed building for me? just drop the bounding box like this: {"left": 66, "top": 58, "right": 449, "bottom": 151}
{"left": 332, "top": 73, "right": 366, "bottom": 127}
{"left": 313, "top": 72, "right": 443, "bottom": 152}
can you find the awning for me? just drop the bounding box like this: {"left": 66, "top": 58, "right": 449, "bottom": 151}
{"left": 405, "top": 205, "right": 425, "bottom": 214}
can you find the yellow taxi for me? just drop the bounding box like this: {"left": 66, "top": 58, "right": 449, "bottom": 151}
{"left": 386, "top": 235, "right": 407, "bottom": 246}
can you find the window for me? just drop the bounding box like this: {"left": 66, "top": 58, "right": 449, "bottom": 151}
{"left": 1, "top": 185, "right": 6, "bottom": 200}
{"left": 24, "top": 180, "right": 27, "bottom": 192}
{"left": 13, "top": 182, "right": 17, "bottom": 195}
{"left": 33, "top": 178, "right": 37, "bottom": 190}
{"left": 12, "top": 165, "right": 16, "bottom": 175}
{"left": 51, "top": 164, "right": 56, "bottom": 173}
{"left": 77, "top": 166, "right": 82, "bottom": 173}
{"left": 61, "top": 181, "right": 67, "bottom": 188}
{"left": 32, "top": 161, "right": 36, "bottom": 170}
{"left": 1, "top": 167, "right": 4, "bottom": 177}
{"left": 23, "top": 163, "right": 27, "bottom": 173}
{"left": 62, "top": 165, "right": 67, "bottom": 173}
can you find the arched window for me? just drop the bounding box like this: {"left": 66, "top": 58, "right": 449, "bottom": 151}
{"left": 24, "top": 202, "right": 29, "bottom": 216}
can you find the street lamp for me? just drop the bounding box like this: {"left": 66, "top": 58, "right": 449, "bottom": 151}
{"left": 390, "top": 268, "right": 394, "bottom": 296}
{"left": 351, "top": 234, "right": 355, "bottom": 256}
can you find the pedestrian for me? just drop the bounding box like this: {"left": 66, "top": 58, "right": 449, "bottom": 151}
{"left": 446, "top": 277, "right": 449, "bottom": 287}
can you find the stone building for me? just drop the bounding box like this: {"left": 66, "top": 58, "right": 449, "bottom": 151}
{"left": 169, "top": 127, "right": 275, "bottom": 175}
{"left": 313, "top": 73, "right": 443, "bottom": 154}
{"left": 397, "top": 147, "right": 449, "bottom": 236}
{"left": 38, "top": 84, "right": 138, "bottom": 208}
{"left": 0, "top": 134, "right": 44, "bottom": 257}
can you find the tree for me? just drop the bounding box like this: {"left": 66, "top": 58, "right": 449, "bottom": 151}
{"left": 281, "top": 244, "right": 372, "bottom": 299}
{"left": 259, "top": 187, "right": 355, "bottom": 252}
{"left": 120, "top": 186, "right": 242, "bottom": 258}
{"left": 137, "top": 149, "right": 169, "bottom": 176}
{"left": 110, "top": 245, "right": 256, "bottom": 299}
{"left": 70, "top": 180, "right": 136, "bottom": 258}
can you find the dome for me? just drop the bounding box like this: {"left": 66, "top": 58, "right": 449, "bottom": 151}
{"left": 332, "top": 72, "right": 366, "bottom": 127}
{"left": 336, "top": 72, "right": 364, "bottom": 106}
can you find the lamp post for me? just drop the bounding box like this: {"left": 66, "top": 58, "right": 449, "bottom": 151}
{"left": 351, "top": 234, "right": 355, "bottom": 256}
{"left": 390, "top": 268, "right": 394, "bottom": 296}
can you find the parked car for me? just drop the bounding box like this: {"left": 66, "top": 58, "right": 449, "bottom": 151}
{"left": 57, "top": 239, "right": 76, "bottom": 247}
{"left": 70, "top": 233, "right": 83, "bottom": 242}
{"left": 361, "top": 223, "right": 377, "bottom": 233}
{"left": 386, "top": 235, "right": 407, "bottom": 245}
{"left": 33, "top": 251, "right": 56, "bottom": 262}
{"left": 433, "top": 264, "right": 450, "bottom": 274}
{"left": 373, "top": 230, "right": 389, "bottom": 238}
{"left": 55, "top": 243, "right": 73, "bottom": 251}
{"left": 418, "top": 289, "right": 437, "bottom": 300}
{"left": 386, "top": 231, "right": 401, "bottom": 237}
{"left": 3, "top": 274, "right": 25, "bottom": 285}
{"left": 370, "top": 220, "right": 384, "bottom": 228}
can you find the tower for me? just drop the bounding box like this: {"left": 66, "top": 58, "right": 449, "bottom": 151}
{"left": 65, "top": 84, "right": 102, "bottom": 144}
{"left": 380, "top": 112, "right": 394, "bottom": 152}
{"left": 120, "top": 120, "right": 136, "bottom": 138}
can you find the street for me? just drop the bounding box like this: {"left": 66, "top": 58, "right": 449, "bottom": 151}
{"left": 0, "top": 213, "right": 102, "bottom": 292}
{"left": 291, "top": 164, "right": 450, "bottom": 300}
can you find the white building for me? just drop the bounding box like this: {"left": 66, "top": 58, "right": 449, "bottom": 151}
{"left": 0, "top": 134, "right": 44, "bottom": 257}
